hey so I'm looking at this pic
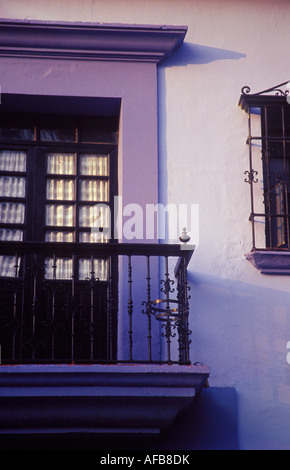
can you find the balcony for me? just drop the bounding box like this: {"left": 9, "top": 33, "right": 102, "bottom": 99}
{"left": 0, "top": 241, "right": 210, "bottom": 436}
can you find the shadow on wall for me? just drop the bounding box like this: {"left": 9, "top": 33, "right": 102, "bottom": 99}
{"left": 157, "top": 41, "right": 246, "bottom": 218}
{"left": 189, "top": 270, "right": 290, "bottom": 373}
{"left": 189, "top": 271, "right": 290, "bottom": 449}
{"left": 163, "top": 42, "right": 246, "bottom": 67}
{"left": 154, "top": 386, "right": 239, "bottom": 450}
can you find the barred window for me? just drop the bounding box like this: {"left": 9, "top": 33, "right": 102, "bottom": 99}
{"left": 239, "top": 82, "right": 290, "bottom": 251}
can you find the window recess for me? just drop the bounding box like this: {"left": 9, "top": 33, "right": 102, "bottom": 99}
{"left": 239, "top": 82, "right": 290, "bottom": 251}
{"left": 0, "top": 112, "right": 118, "bottom": 362}
{"left": 0, "top": 114, "right": 118, "bottom": 247}
{"left": 239, "top": 82, "right": 290, "bottom": 273}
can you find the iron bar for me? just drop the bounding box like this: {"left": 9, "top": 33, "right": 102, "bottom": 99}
{"left": 247, "top": 109, "right": 257, "bottom": 250}
{"left": 163, "top": 256, "right": 172, "bottom": 364}
{"left": 281, "top": 106, "right": 290, "bottom": 250}
{"left": 70, "top": 255, "right": 75, "bottom": 363}
{"left": 89, "top": 255, "right": 95, "bottom": 361}
{"left": 11, "top": 253, "right": 20, "bottom": 361}
{"left": 0, "top": 240, "right": 192, "bottom": 259}
{"left": 127, "top": 255, "right": 133, "bottom": 361}
{"left": 146, "top": 255, "right": 152, "bottom": 362}
{"left": 107, "top": 256, "right": 114, "bottom": 361}
{"left": 0, "top": 241, "right": 194, "bottom": 365}
{"left": 263, "top": 106, "right": 273, "bottom": 248}
{"left": 182, "top": 257, "right": 190, "bottom": 363}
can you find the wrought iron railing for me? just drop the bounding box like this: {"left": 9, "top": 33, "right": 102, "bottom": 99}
{"left": 0, "top": 241, "right": 194, "bottom": 365}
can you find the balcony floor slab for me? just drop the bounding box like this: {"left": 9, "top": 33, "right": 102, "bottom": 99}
{"left": 0, "top": 363, "right": 210, "bottom": 436}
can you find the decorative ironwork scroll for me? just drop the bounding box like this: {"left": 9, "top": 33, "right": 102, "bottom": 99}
{"left": 241, "top": 81, "right": 290, "bottom": 97}
{"left": 0, "top": 241, "right": 193, "bottom": 365}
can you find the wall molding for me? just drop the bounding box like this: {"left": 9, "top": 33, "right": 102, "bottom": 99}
{"left": 0, "top": 19, "right": 187, "bottom": 63}
{"left": 246, "top": 250, "right": 290, "bottom": 275}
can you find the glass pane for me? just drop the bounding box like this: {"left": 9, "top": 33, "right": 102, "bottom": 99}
{"left": 0, "top": 255, "right": 21, "bottom": 277}
{"left": 46, "top": 179, "right": 75, "bottom": 200}
{"left": 284, "top": 107, "right": 290, "bottom": 137}
{"left": 79, "top": 179, "right": 109, "bottom": 201}
{"left": 46, "top": 153, "right": 75, "bottom": 175}
{"left": 0, "top": 202, "right": 25, "bottom": 224}
{"left": 45, "top": 204, "right": 74, "bottom": 226}
{"left": 40, "top": 128, "right": 75, "bottom": 142}
{"left": 79, "top": 154, "right": 109, "bottom": 176}
{"left": 0, "top": 128, "right": 34, "bottom": 141}
{"left": 79, "top": 204, "right": 110, "bottom": 228}
{"left": 45, "top": 231, "right": 74, "bottom": 242}
{"left": 0, "top": 228, "right": 23, "bottom": 241}
{"left": 0, "top": 176, "right": 26, "bottom": 198}
{"left": 79, "top": 230, "right": 109, "bottom": 243}
{"left": 274, "top": 183, "right": 286, "bottom": 247}
{"left": 266, "top": 107, "right": 283, "bottom": 137}
{"left": 45, "top": 257, "right": 72, "bottom": 280}
{"left": 0, "top": 151, "right": 26, "bottom": 172}
{"left": 80, "top": 128, "right": 117, "bottom": 144}
{"left": 79, "top": 116, "right": 118, "bottom": 144}
{"left": 79, "top": 258, "right": 108, "bottom": 281}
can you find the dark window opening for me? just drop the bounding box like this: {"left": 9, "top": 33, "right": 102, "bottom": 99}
{"left": 0, "top": 112, "right": 118, "bottom": 364}
{"left": 239, "top": 85, "right": 290, "bottom": 251}
{"left": 261, "top": 105, "right": 290, "bottom": 249}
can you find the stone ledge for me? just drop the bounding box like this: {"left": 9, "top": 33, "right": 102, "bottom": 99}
{"left": 0, "top": 364, "right": 210, "bottom": 436}
{"left": 246, "top": 250, "right": 290, "bottom": 275}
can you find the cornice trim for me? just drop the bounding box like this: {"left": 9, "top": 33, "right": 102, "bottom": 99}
{"left": 0, "top": 19, "right": 187, "bottom": 63}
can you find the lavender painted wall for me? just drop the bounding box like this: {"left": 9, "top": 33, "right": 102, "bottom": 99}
{"left": 0, "top": 21, "right": 185, "bottom": 363}
{"left": 0, "top": 57, "right": 158, "bottom": 215}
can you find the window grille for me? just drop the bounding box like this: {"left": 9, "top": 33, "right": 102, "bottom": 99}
{"left": 240, "top": 82, "right": 290, "bottom": 250}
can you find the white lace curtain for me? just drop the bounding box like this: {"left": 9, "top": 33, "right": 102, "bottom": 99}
{"left": 0, "top": 150, "right": 26, "bottom": 172}
{"left": 0, "top": 151, "right": 109, "bottom": 278}
{"left": 0, "top": 151, "right": 26, "bottom": 276}
{"left": 44, "top": 257, "right": 108, "bottom": 281}
{"left": 46, "top": 153, "right": 109, "bottom": 229}
{"left": 0, "top": 150, "right": 26, "bottom": 250}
